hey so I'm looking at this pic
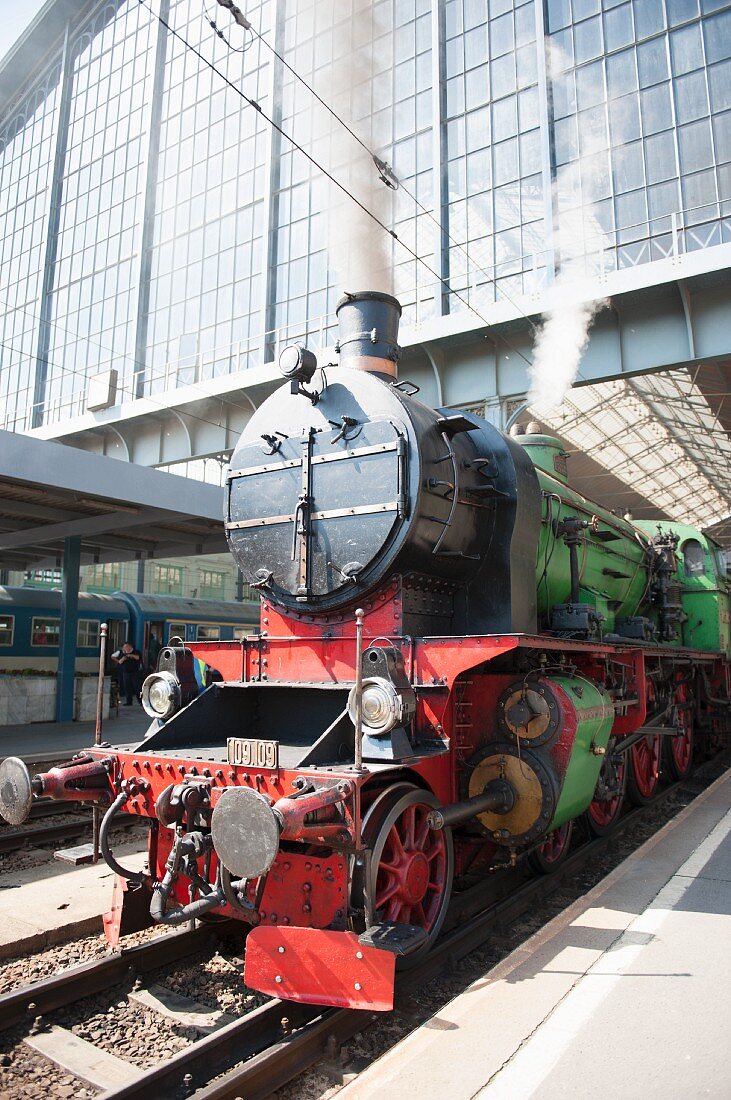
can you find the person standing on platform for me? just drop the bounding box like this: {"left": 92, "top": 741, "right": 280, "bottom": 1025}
{"left": 111, "top": 642, "right": 143, "bottom": 705}
{"left": 147, "top": 630, "right": 161, "bottom": 672}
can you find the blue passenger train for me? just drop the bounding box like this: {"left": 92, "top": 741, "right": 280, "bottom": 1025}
{"left": 0, "top": 587, "right": 260, "bottom": 673}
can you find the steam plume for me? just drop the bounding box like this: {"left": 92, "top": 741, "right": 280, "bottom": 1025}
{"left": 292, "top": 0, "right": 394, "bottom": 293}
{"left": 528, "top": 44, "right": 610, "bottom": 409}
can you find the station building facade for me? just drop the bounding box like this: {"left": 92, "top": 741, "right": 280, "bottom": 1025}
{"left": 0, "top": 0, "right": 730, "bottom": 530}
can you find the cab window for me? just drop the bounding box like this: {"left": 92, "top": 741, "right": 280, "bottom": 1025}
{"left": 682, "top": 539, "right": 706, "bottom": 577}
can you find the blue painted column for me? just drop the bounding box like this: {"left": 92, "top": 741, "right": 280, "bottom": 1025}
{"left": 56, "top": 536, "right": 81, "bottom": 722}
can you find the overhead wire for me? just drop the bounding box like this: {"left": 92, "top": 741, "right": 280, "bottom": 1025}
{"left": 136, "top": 0, "right": 542, "bottom": 379}
{"left": 207, "top": 0, "right": 542, "bottom": 338}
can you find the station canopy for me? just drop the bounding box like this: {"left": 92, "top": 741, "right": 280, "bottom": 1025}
{"left": 0, "top": 429, "right": 228, "bottom": 571}
{"left": 529, "top": 361, "right": 731, "bottom": 552}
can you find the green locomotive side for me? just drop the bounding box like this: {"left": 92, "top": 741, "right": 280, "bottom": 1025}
{"left": 634, "top": 521, "right": 730, "bottom": 656}
{"left": 514, "top": 429, "right": 730, "bottom": 654}
{"left": 517, "top": 432, "right": 649, "bottom": 634}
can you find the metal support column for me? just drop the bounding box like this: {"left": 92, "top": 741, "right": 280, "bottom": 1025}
{"left": 260, "top": 0, "right": 285, "bottom": 363}
{"left": 56, "top": 536, "right": 81, "bottom": 722}
{"left": 431, "top": 0, "right": 449, "bottom": 316}
{"left": 535, "top": 1, "right": 557, "bottom": 284}
{"left": 32, "top": 24, "right": 74, "bottom": 428}
{"left": 132, "top": 0, "right": 170, "bottom": 399}
{"left": 136, "top": 557, "right": 146, "bottom": 593}
{"left": 236, "top": 569, "right": 244, "bottom": 602}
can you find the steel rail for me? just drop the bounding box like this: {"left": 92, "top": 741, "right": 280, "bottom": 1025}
{"left": 0, "top": 813, "right": 143, "bottom": 856}
{"left": 184, "top": 773, "right": 714, "bottom": 1100}
{"left": 0, "top": 924, "right": 234, "bottom": 1031}
{"left": 0, "top": 798, "right": 81, "bottom": 825}
{"left": 4, "top": 755, "right": 725, "bottom": 1098}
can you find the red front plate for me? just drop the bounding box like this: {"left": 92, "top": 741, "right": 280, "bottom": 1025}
{"left": 245, "top": 926, "right": 396, "bottom": 1011}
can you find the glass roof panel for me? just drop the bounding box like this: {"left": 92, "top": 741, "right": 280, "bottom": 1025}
{"left": 530, "top": 368, "right": 731, "bottom": 530}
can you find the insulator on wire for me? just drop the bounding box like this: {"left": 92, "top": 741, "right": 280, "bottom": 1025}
{"left": 216, "top": 0, "right": 251, "bottom": 29}
{"left": 373, "top": 155, "right": 400, "bottom": 190}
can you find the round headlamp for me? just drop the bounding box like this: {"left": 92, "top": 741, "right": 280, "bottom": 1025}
{"left": 348, "top": 676, "right": 403, "bottom": 736}
{"left": 141, "top": 671, "right": 181, "bottom": 720}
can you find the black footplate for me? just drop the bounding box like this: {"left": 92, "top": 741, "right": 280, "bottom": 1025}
{"left": 358, "top": 922, "right": 428, "bottom": 956}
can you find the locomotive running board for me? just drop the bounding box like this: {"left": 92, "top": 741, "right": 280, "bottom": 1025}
{"left": 245, "top": 927, "right": 396, "bottom": 1011}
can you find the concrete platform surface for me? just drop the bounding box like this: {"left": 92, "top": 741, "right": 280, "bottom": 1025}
{"left": 0, "top": 703, "right": 150, "bottom": 763}
{"left": 340, "top": 770, "right": 731, "bottom": 1100}
{"left": 0, "top": 838, "right": 146, "bottom": 958}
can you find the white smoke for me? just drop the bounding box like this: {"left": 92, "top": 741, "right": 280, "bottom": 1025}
{"left": 528, "top": 291, "right": 604, "bottom": 408}
{"left": 293, "top": 0, "right": 395, "bottom": 294}
{"left": 528, "top": 43, "right": 610, "bottom": 410}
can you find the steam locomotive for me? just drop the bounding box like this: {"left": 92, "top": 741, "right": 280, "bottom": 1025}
{"left": 1, "top": 291, "right": 729, "bottom": 1012}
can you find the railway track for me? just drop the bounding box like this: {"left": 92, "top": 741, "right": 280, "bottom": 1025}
{"left": 0, "top": 755, "right": 726, "bottom": 1100}
{"left": 0, "top": 803, "right": 142, "bottom": 856}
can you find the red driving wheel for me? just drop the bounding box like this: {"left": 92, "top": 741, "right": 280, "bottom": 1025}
{"left": 627, "top": 732, "right": 662, "bottom": 804}
{"left": 528, "top": 820, "right": 573, "bottom": 874}
{"left": 584, "top": 744, "right": 626, "bottom": 836}
{"left": 665, "top": 680, "right": 694, "bottom": 780}
{"left": 359, "top": 785, "right": 454, "bottom": 955}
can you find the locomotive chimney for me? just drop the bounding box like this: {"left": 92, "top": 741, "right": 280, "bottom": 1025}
{"left": 335, "top": 291, "right": 402, "bottom": 377}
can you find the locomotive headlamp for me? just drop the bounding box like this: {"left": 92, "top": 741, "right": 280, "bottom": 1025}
{"left": 278, "top": 343, "right": 318, "bottom": 384}
{"left": 141, "top": 671, "right": 181, "bottom": 720}
{"left": 347, "top": 676, "right": 403, "bottom": 736}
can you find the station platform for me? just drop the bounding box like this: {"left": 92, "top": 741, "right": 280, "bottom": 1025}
{"left": 0, "top": 841, "right": 147, "bottom": 959}
{"left": 341, "top": 769, "right": 731, "bottom": 1100}
{"left": 0, "top": 705, "right": 150, "bottom": 763}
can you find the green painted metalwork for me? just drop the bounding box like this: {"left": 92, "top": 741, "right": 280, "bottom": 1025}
{"left": 520, "top": 435, "right": 648, "bottom": 633}
{"left": 634, "top": 521, "right": 730, "bottom": 656}
{"left": 517, "top": 433, "right": 730, "bottom": 653}
{"left": 545, "top": 675, "right": 615, "bottom": 830}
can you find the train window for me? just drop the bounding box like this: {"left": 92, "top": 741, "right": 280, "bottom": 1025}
{"left": 77, "top": 620, "right": 100, "bottom": 647}
{"left": 196, "top": 625, "right": 221, "bottom": 641}
{"left": 0, "top": 616, "right": 14, "bottom": 646}
{"left": 682, "top": 539, "right": 706, "bottom": 577}
{"left": 233, "top": 626, "right": 248, "bottom": 640}
{"left": 31, "top": 617, "right": 60, "bottom": 646}
{"left": 168, "top": 622, "right": 186, "bottom": 643}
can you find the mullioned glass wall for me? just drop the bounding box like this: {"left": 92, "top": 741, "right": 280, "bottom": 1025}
{"left": 0, "top": 0, "right": 728, "bottom": 433}
{"left": 0, "top": 64, "right": 61, "bottom": 429}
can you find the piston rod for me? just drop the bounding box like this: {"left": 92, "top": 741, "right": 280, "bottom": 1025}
{"left": 427, "top": 780, "right": 515, "bottom": 830}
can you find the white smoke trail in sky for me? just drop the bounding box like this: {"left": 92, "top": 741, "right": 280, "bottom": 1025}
{"left": 528, "top": 43, "right": 610, "bottom": 411}
{"left": 292, "top": 0, "right": 395, "bottom": 294}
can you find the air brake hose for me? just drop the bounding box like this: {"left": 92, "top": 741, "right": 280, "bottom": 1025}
{"left": 149, "top": 831, "right": 226, "bottom": 926}
{"left": 150, "top": 869, "right": 225, "bottom": 925}
{"left": 100, "top": 792, "right": 149, "bottom": 885}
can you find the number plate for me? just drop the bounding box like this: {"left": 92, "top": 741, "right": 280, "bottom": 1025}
{"left": 227, "top": 737, "right": 279, "bottom": 769}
